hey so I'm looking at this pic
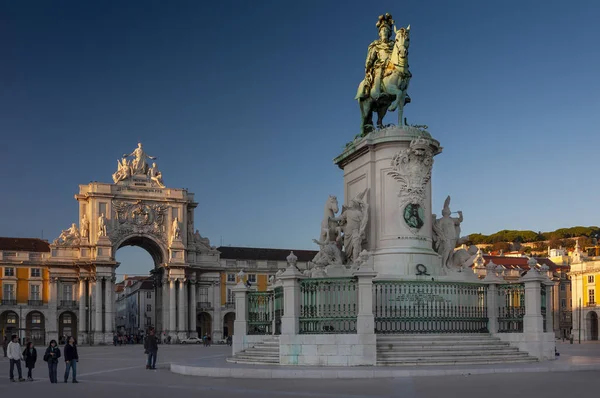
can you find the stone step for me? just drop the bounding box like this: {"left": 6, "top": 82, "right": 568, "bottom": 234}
{"left": 233, "top": 355, "right": 280, "bottom": 361}
{"left": 378, "top": 340, "right": 511, "bottom": 347}
{"left": 377, "top": 350, "right": 528, "bottom": 358}
{"left": 377, "top": 343, "right": 515, "bottom": 350}
{"left": 377, "top": 334, "right": 496, "bottom": 341}
{"left": 226, "top": 357, "right": 280, "bottom": 365}
{"left": 378, "top": 347, "right": 521, "bottom": 355}
{"left": 377, "top": 357, "right": 538, "bottom": 366}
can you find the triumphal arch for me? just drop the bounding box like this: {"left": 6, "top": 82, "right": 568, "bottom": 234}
{"left": 48, "top": 143, "right": 219, "bottom": 344}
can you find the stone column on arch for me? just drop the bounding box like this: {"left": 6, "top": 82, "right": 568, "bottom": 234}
{"left": 212, "top": 280, "right": 222, "bottom": 341}
{"left": 169, "top": 278, "right": 176, "bottom": 336}
{"left": 189, "top": 279, "right": 197, "bottom": 337}
{"left": 94, "top": 277, "right": 103, "bottom": 337}
{"left": 104, "top": 275, "right": 114, "bottom": 336}
{"left": 78, "top": 278, "right": 87, "bottom": 339}
{"left": 177, "top": 278, "right": 187, "bottom": 338}
{"left": 161, "top": 275, "right": 169, "bottom": 337}
{"left": 46, "top": 276, "right": 59, "bottom": 343}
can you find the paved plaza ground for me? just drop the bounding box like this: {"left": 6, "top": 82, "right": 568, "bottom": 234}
{"left": 1, "top": 341, "right": 600, "bottom": 397}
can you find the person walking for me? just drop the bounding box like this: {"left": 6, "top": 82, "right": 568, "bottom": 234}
{"left": 22, "top": 342, "right": 38, "bottom": 381}
{"left": 7, "top": 335, "right": 25, "bottom": 382}
{"left": 64, "top": 337, "right": 79, "bottom": 383}
{"left": 43, "top": 340, "right": 61, "bottom": 383}
{"left": 2, "top": 335, "right": 8, "bottom": 357}
{"left": 143, "top": 327, "right": 159, "bottom": 370}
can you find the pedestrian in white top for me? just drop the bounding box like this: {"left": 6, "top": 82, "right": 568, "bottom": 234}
{"left": 7, "top": 335, "right": 25, "bottom": 382}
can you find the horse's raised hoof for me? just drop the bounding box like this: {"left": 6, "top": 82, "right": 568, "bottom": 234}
{"left": 388, "top": 103, "right": 398, "bottom": 112}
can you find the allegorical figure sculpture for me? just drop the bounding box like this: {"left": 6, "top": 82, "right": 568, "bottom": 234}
{"left": 98, "top": 213, "right": 108, "bottom": 238}
{"left": 148, "top": 162, "right": 165, "bottom": 188}
{"left": 331, "top": 189, "right": 369, "bottom": 264}
{"left": 171, "top": 217, "right": 181, "bottom": 241}
{"left": 123, "top": 142, "right": 157, "bottom": 176}
{"left": 356, "top": 13, "right": 412, "bottom": 134}
{"left": 53, "top": 223, "right": 80, "bottom": 246}
{"left": 112, "top": 156, "right": 131, "bottom": 183}
{"left": 432, "top": 196, "right": 463, "bottom": 268}
{"left": 80, "top": 214, "right": 90, "bottom": 240}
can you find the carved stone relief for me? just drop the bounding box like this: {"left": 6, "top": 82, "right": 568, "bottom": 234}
{"left": 388, "top": 137, "right": 434, "bottom": 231}
{"left": 110, "top": 199, "right": 169, "bottom": 244}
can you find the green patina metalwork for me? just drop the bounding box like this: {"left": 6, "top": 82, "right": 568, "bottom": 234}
{"left": 498, "top": 284, "right": 525, "bottom": 333}
{"left": 274, "top": 286, "right": 284, "bottom": 335}
{"left": 247, "top": 291, "right": 273, "bottom": 335}
{"left": 299, "top": 278, "right": 358, "bottom": 334}
{"left": 373, "top": 281, "right": 488, "bottom": 334}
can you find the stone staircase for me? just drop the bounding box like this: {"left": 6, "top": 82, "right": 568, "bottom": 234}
{"left": 226, "top": 336, "right": 280, "bottom": 365}
{"left": 377, "top": 334, "right": 538, "bottom": 366}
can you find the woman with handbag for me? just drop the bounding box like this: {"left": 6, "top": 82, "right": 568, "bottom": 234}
{"left": 22, "top": 342, "right": 37, "bottom": 381}
{"left": 43, "top": 340, "right": 61, "bottom": 383}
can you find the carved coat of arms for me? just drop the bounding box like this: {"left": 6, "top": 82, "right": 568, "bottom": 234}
{"left": 387, "top": 137, "right": 434, "bottom": 230}
{"left": 110, "top": 200, "right": 169, "bottom": 243}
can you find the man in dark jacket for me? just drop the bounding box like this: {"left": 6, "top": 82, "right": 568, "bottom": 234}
{"left": 143, "top": 328, "right": 159, "bottom": 370}
{"left": 63, "top": 336, "right": 79, "bottom": 383}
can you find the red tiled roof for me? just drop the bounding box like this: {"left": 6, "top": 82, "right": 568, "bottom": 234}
{"left": 0, "top": 237, "right": 50, "bottom": 253}
{"left": 216, "top": 246, "right": 318, "bottom": 263}
{"left": 482, "top": 255, "right": 563, "bottom": 272}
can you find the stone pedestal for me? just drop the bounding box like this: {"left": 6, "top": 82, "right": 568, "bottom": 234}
{"left": 334, "top": 126, "right": 443, "bottom": 278}
{"left": 232, "top": 282, "right": 248, "bottom": 355}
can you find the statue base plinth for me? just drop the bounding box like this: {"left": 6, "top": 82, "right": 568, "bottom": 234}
{"left": 334, "top": 125, "right": 443, "bottom": 278}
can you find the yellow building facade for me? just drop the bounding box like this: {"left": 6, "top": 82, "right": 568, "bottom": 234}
{"left": 568, "top": 242, "right": 599, "bottom": 341}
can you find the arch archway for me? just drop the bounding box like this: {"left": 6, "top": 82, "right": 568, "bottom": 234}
{"left": 223, "top": 312, "right": 235, "bottom": 338}
{"left": 116, "top": 235, "right": 167, "bottom": 269}
{"left": 58, "top": 311, "right": 77, "bottom": 344}
{"left": 115, "top": 235, "right": 165, "bottom": 336}
{"left": 587, "top": 311, "right": 599, "bottom": 341}
{"left": 197, "top": 312, "right": 212, "bottom": 338}
{"left": 0, "top": 311, "right": 19, "bottom": 339}
{"left": 25, "top": 311, "right": 45, "bottom": 345}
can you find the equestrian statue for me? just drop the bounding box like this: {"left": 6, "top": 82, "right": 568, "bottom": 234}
{"left": 356, "top": 13, "right": 412, "bottom": 135}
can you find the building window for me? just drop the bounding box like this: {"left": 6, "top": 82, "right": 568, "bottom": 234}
{"left": 146, "top": 292, "right": 152, "bottom": 299}
{"left": 247, "top": 260, "right": 257, "bottom": 269}
{"left": 32, "top": 313, "right": 42, "bottom": 324}
{"left": 199, "top": 286, "right": 208, "bottom": 302}
{"left": 146, "top": 318, "right": 152, "bottom": 326}
{"left": 561, "top": 298, "right": 566, "bottom": 308}
{"left": 267, "top": 260, "right": 278, "bottom": 269}
{"left": 146, "top": 304, "right": 152, "bottom": 312}
{"left": 4, "top": 267, "right": 14, "bottom": 277}
{"left": 63, "top": 314, "right": 72, "bottom": 324}
{"left": 3, "top": 284, "right": 15, "bottom": 300}
{"left": 589, "top": 289, "right": 596, "bottom": 305}
{"left": 30, "top": 285, "right": 41, "bottom": 301}
{"left": 31, "top": 268, "right": 41, "bottom": 278}
{"left": 560, "top": 284, "right": 566, "bottom": 291}
{"left": 589, "top": 275, "right": 595, "bottom": 284}
{"left": 227, "top": 273, "right": 235, "bottom": 282}
{"left": 226, "top": 260, "right": 236, "bottom": 268}
{"left": 62, "top": 284, "right": 73, "bottom": 301}
{"left": 7, "top": 313, "right": 17, "bottom": 324}
{"left": 227, "top": 288, "right": 234, "bottom": 303}
{"left": 248, "top": 274, "right": 256, "bottom": 283}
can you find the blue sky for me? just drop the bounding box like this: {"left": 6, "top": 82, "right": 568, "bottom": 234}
{"left": 1, "top": 1, "right": 599, "bottom": 277}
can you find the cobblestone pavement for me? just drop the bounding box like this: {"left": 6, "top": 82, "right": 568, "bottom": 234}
{"left": 0, "top": 342, "right": 599, "bottom": 398}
